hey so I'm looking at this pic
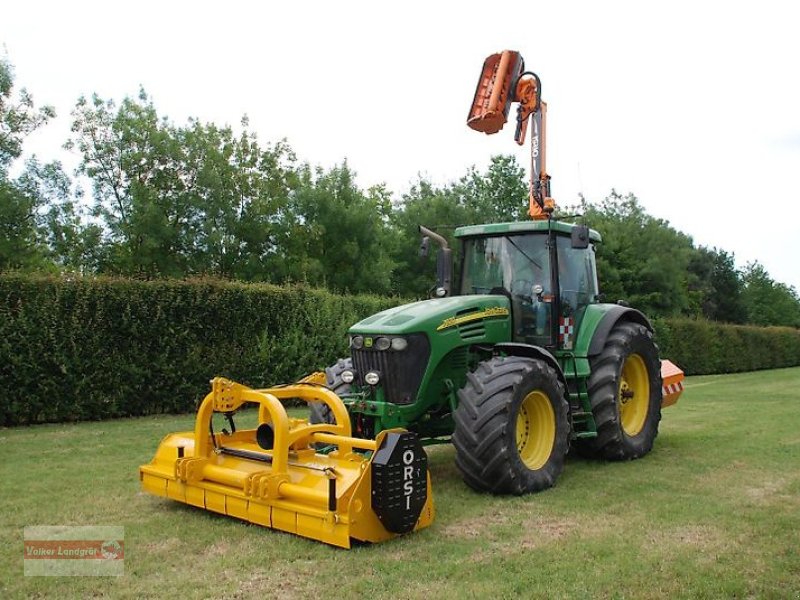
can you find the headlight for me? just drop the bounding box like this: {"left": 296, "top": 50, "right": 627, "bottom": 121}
{"left": 364, "top": 371, "right": 380, "bottom": 386}
{"left": 341, "top": 370, "right": 354, "bottom": 384}
{"left": 390, "top": 337, "right": 408, "bottom": 351}
{"left": 351, "top": 335, "right": 363, "bottom": 349}
{"left": 374, "top": 336, "right": 391, "bottom": 351}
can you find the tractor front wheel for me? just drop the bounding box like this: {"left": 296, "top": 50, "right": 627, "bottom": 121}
{"left": 453, "top": 356, "right": 570, "bottom": 495}
{"left": 309, "top": 357, "right": 352, "bottom": 427}
{"left": 586, "top": 321, "right": 662, "bottom": 460}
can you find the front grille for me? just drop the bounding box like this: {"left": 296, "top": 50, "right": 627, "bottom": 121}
{"left": 351, "top": 334, "right": 430, "bottom": 405}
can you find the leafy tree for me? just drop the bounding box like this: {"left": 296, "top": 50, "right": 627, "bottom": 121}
{"left": 0, "top": 176, "right": 48, "bottom": 270}
{"left": 0, "top": 58, "right": 66, "bottom": 271}
{"left": 67, "top": 90, "right": 297, "bottom": 278}
{"left": 284, "top": 162, "right": 395, "bottom": 294}
{"left": 67, "top": 90, "right": 186, "bottom": 276}
{"left": 15, "top": 158, "right": 102, "bottom": 272}
{"left": 741, "top": 261, "right": 800, "bottom": 327}
{"left": 584, "top": 191, "right": 695, "bottom": 317}
{"left": 0, "top": 58, "right": 55, "bottom": 176}
{"left": 178, "top": 117, "right": 297, "bottom": 280}
{"left": 687, "top": 247, "right": 745, "bottom": 323}
{"left": 461, "top": 154, "right": 529, "bottom": 222}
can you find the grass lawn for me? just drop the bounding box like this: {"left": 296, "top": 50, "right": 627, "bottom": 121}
{"left": 2, "top": 367, "right": 799, "bottom": 599}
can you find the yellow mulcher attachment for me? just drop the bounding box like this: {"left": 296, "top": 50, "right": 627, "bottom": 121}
{"left": 139, "top": 376, "right": 434, "bottom": 548}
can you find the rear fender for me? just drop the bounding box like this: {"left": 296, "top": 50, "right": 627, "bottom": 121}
{"left": 586, "top": 305, "right": 653, "bottom": 357}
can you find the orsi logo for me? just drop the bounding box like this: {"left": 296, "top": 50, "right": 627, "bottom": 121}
{"left": 402, "top": 449, "right": 416, "bottom": 510}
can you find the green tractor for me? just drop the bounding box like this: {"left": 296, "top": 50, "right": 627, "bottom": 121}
{"left": 312, "top": 49, "right": 684, "bottom": 495}
{"left": 312, "top": 219, "right": 682, "bottom": 494}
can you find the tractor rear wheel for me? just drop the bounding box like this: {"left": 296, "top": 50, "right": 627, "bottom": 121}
{"left": 453, "top": 356, "right": 570, "bottom": 495}
{"left": 585, "top": 321, "right": 662, "bottom": 460}
{"left": 309, "top": 357, "right": 352, "bottom": 426}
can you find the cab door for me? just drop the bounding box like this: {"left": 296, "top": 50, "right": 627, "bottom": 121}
{"left": 554, "top": 235, "right": 599, "bottom": 350}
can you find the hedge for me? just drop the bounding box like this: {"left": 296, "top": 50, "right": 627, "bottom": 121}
{"left": 1, "top": 274, "right": 799, "bottom": 425}
{"left": 0, "top": 274, "right": 396, "bottom": 425}
{"left": 652, "top": 317, "right": 800, "bottom": 376}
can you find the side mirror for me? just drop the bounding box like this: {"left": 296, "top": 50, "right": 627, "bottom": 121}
{"left": 419, "top": 236, "right": 430, "bottom": 258}
{"left": 571, "top": 225, "right": 590, "bottom": 249}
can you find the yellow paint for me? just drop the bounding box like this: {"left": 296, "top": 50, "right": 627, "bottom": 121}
{"left": 299, "top": 371, "right": 328, "bottom": 386}
{"left": 436, "top": 306, "right": 509, "bottom": 331}
{"left": 619, "top": 354, "right": 649, "bottom": 436}
{"left": 139, "top": 378, "right": 434, "bottom": 548}
{"left": 515, "top": 390, "right": 556, "bottom": 470}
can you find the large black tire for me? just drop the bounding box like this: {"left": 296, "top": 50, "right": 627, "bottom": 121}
{"left": 585, "top": 321, "right": 662, "bottom": 460}
{"left": 309, "top": 357, "right": 352, "bottom": 426}
{"left": 452, "top": 356, "right": 570, "bottom": 495}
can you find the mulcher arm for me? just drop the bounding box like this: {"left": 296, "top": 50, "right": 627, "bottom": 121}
{"left": 467, "top": 49, "right": 554, "bottom": 220}
{"left": 139, "top": 377, "right": 434, "bottom": 548}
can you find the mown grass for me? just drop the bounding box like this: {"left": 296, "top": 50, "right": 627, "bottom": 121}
{"left": 2, "top": 368, "right": 799, "bottom": 599}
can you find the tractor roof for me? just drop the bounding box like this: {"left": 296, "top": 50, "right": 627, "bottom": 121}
{"left": 454, "top": 220, "right": 602, "bottom": 242}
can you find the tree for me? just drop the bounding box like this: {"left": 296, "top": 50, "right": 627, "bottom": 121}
{"left": 15, "top": 158, "right": 102, "bottom": 272}
{"left": 0, "top": 58, "right": 55, "bottom": 177}
{"left": 687, "top": 247, "right": 745, "bottom": 323}
{"left": 461, "top": 154, "right": 529, "bottom": 222}
{"left": 0, "top": 58, "right": 63, "bottom": 271}
{"left": 67, "top": 90, "right": 298, "bottom": 278}
{"left": 67, "top": 90, "right": 186, "bottom": 275}
{"left": 185, "top": 119, "right": 298, "bottom": 280}
{"left": 741, "top": 262, "right": 800, "bottom": 327}
{"left": 584, "top": 191, "right": 695, "bottom": 317}
{"left": 284, "top": 162, "right": 395, "bottom": 294}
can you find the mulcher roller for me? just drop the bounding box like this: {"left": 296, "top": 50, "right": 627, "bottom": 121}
{"left": 139, "top": 377, "right": 434, "bottom": 548}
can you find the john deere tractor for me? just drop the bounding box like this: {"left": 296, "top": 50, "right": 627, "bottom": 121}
{"left": 310, "top": 50, "right": 683, "bottom": 495}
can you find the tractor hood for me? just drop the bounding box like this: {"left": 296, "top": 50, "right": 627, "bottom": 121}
{"left": 349, "top": 295, "right": 511, "bottom": 336}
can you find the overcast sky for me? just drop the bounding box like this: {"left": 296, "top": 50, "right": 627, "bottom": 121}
{"left": 3, "top": 1, "right": 799, "bottom": 290}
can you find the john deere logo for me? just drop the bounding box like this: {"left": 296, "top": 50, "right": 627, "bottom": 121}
{"left": 364, "top": 337, "right": 373, "bottom": 348}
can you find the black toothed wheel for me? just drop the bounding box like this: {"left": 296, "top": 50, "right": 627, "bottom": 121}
{"left": 582, "top": 321, "right": 662, "bottom": 460}
{"left": 309, "top": 357, "right": 352, "bottom": 427}
{"left": 452, "top": 356, "right": 570, "bottom": 495}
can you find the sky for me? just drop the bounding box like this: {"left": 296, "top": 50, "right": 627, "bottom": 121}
{"left": 3, "top": 1, "right": 799, "bottom": 290}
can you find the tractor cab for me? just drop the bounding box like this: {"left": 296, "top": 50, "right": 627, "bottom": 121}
{"left": 454, "top": 221, "right": 601, "bottom": 350}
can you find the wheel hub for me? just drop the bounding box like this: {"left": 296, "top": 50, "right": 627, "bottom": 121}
{"left": 515, "top": 390, "right": 556, "bottom": 470}
{"left": 618, "top": 354, "right": 650, "bottom": 436}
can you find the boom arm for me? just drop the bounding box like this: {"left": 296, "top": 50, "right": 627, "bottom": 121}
{"left": 467, "top": 50, "right": 555, "bottom": 220}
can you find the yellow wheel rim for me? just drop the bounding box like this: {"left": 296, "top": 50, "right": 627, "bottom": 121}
{"left": 515, "top": 390, "right": 556, "bottom": 470}
{"left": 619, "top": 353, "right": 650, "bottom": 436}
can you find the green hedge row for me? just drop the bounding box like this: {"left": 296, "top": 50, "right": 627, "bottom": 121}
{"left": 1, "top": 275, "right": 799, "bottom": 425}
{"left": 652, "top": 317, "right": 800, "bottom": 376}
{"left": 0, "top": 274, "right": 396, "bottom": 425}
